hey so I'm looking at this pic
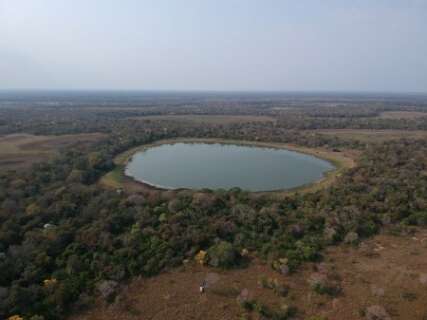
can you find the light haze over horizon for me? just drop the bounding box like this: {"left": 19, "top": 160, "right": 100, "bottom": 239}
{"left": 1, "top": 1, "right": 427, "bottom": 93}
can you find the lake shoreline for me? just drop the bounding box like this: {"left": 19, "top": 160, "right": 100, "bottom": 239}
{"left": 100, "top": 138, "right": 356, "bottom": 195}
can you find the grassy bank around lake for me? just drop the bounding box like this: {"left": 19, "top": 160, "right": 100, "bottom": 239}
{"left": 99, "top": 138, "right": 357, "bottom": 195}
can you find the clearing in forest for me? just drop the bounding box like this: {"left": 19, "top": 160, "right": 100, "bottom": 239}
{"left": 314, "top": 129, "right": 427, "bottom": 142}
{"left": 0, "top": 133, "right": 107, "bottom": 171}
{"left": 378, "top": 111, "right": 427, "bottom": 119}
{"left": 71, "top": 228, "right": 427, "bottom": 320}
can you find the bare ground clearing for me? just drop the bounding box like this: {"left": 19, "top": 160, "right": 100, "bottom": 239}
{"left": 0, "top": 133, "right": 107, "bottom": 170}
{"left": 71, "top": 228, "right": 427, "bottom": 320}
{"left": 378, "top": 111, "right": 427, "bottom": 119}
{"left": 314, "top": 129, "right": 427, "bottom": 142}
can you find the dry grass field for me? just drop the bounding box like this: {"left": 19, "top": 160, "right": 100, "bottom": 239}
{"left": 0, "top": 133, "right": 106, "bottom": 170}
{"left": 314, "top": 129, "right": 427, "bottom": 143}
{"left": 71, "top": 228, "right": 427, "bottom": 320}
{"left": 378, "top": 111, "right": 427, "bottom": 119}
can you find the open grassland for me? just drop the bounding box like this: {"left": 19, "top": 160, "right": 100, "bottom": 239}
{"left": 378, "top": 111, "right": 427, "bottom": 119}
{"left": 99, "top": 138, "right": 356, "bottom": 196}
{"left": 130, "top": 114, "right": 276, "bottom": 124}
{"left": 314, "top": 129, "right": 427, "bottom": 143}
{"left": 98, "top": 165, "right": 125, "bottom": 189}
{"left": 71, "top": 228, "right": 427, "bottom": 320}
{"left": 0, "top": 133, "right": 106, "bottom": 171}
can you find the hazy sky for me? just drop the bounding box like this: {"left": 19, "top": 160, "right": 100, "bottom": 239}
{"left": 1, "top": 0, "right": 426, "bottom": 92}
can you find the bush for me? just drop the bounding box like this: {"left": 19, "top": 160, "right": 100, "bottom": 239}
{"left": 207, "top": 241, "right": 239, "bottom": 268}
{"left": 357, "top": 220, "right": 379, "bottom": 237}
{"left": 252, "top": 301, "right": 296, "bottom": 320}
{"left": 309, "top": 273, "right": 341, "bottom": 297}
{"left": 259, "top": 277, "right": 289, "bottom": 297}
{"left": 402, "top": 212, "right": 427, "bottom": 226}
{"left": 239, "top": 299, "right": 255, "bottom": 311}
{"left": 312, "top": 282, "right": 341, "bottom": 297}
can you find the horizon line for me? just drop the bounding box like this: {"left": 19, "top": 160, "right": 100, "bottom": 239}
{"left": 1, "top": 88, "right": 427, "bottom": 96}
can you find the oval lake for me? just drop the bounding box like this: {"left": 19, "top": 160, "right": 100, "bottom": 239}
{"left": 125, "top": 142, "right": 335, "bottom": 192}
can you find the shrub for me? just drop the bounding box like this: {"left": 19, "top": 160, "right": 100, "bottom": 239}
{"left": 402, "top": 212, "right": 427, "bottom": 226}
{"left": 259, "top": 277, "right": 289, "bottom": 297}
{"left": 239, "top": 299, "right": 255, "bottom": 311}
{"left": 312, "top": 282, "right": 341, "bottom": 296}
{"left": 207, "top": 241, "right": 239, "bottom": 268}
{"left": 309, "top": 273, "right": 341, "bottom": 297}
{"left": 260, "top": 276, "right": 275, "bottom": 289}
{"left": 357, "top": 220, "right": 379, "bottom": 237}
{"left": 252, "top": 301, "right": 296, "bottom": 320}
{"left": 274, "top": 283, "right": 289, "bottom": 297}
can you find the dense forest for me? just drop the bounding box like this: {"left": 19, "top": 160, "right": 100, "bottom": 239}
{"left": 1, "top": 93, "right": 427, "bottom": 319}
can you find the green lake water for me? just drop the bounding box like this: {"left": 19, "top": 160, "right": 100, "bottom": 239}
{"left": 125, "top": 143, "right": 334, "bottom": 191}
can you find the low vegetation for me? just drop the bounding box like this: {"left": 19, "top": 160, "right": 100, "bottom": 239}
{"left": 0, "top": 133, "right": 106, "bottom": 171}
{"left": 0, "top": 94, "right": 427, "bottom": 319}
